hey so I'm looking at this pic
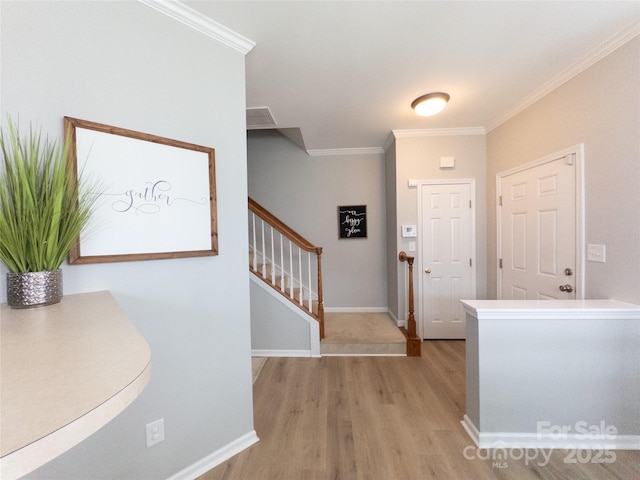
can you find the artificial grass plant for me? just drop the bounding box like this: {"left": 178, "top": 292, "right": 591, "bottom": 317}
{"left": 0, "top": 117, "right": 98, "bottom": 273}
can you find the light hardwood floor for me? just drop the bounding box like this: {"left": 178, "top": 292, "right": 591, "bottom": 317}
{"left": 199, "top": 341, "right": 639, "bottom": 480}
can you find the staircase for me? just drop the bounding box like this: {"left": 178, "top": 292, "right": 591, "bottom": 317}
{"left": 321, "top": 312, "right": 406, "bottom": 355}
{"left": 248, "top": 198, "right": 324, "bottom": 339}
{"left": 248, "top": 199, "right": 421, "bottom": 357}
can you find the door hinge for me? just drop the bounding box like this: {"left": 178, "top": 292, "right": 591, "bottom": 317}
{"left": 498, "top": 195, "right": 502, "bottom": 206}
{"left": 469, "top": 200, "right": 472, "bottom": 208}
{"left": 499, "top": 258, "right": 503, "bottom": 268}
{"left": 470, "top": 258, "right": 472, "bottom": 267}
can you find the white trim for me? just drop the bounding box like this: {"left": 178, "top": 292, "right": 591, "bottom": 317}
{"left": 462, "top": 416, "right": 640, "bottom": 450}
{"left": 461, "top": 299, "right": 640, "bottom": 321}
{"left": 461, "top": 415, "right": 481, "bottom": 446}
{"left": 138, "top": 0, "right": 256, "bottom": 55}
{"left": 496, "top": 144, "right": 585, "bottom": 300}
{"left": 323, "top": 306, "right": 389, "bottom": 313}
{"left": 166, "top": 430, "right": 259, "bottom": 480}
{"left": 252, "top": 349, "right": 319, "bottom": 358}
{"left": 392, "top": 127, "right": 486, "bottom": 138}
{"left": 416, "top": 179, "right": 477, "bottom": 339}
{"left": 249, "top": 275, "right": 320, "bottom": 356}
{"left": 487, "top": 22, "right": 640, "bottom": 131}
{"left": 307, "top": 147, "right": 385, "bottom": 157}
{"left": 386, "top": 309, "right": 403, "bottom": 328}
{"left": 383, "top": 133, "right": 396, "bottom": 153}
{"left": 321, "top": 353, "right": 406, "bottom": 357}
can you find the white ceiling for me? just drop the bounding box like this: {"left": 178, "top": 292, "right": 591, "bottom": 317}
{"left": 185, "top": 1, "right": 640, "bottom": 152}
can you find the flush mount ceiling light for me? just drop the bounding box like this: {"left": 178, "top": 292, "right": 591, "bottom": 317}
{"left": 411, "top": 92, "right": 450, "bottom": 116}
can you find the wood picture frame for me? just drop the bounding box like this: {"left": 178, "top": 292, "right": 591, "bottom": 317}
{"left": 338, "top": 205, "right": 367, "bottom": 239}
{"left": 65, "top": 117, "right": 217, "bottom": 264}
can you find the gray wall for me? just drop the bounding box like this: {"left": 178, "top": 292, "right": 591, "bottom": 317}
{"left": 1, "top": 2, "right": 254, "bottom": 479}
{"left": 388, "top": 133, "right": 488, "bottom": 323}
{"left": 247, "top": 130, "right": 387, "bottom": 310}
{"left": 486, "top": 36, "right": 640, "bottom": 304}
{"left": 250, "top": 279, "right": 316, "bottom": 354}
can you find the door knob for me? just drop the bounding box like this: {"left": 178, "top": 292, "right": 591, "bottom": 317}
{"left": 564, "top": 268, "right": 573, "bottom": 276}
{"left": 559, "top": 284, "right": 573, "bottom": 293}
{"left": 425, "top": 268, "right": 431, "bottom": 274}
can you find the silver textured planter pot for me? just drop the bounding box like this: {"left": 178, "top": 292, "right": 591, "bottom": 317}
{"left": 6, "top": 269, "right": 63, "bottom": 308}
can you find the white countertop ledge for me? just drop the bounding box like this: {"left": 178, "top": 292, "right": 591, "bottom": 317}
{"left": 0, "top": 291, "right": 151, "bottom": 480}
{"left": 460, "top": 299, "right": 640, "bottom": 320}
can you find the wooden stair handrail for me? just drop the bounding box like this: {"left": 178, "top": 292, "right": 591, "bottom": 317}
{"left": 249, "top": 198, "right": 322, "bottom": 255}
{"left": 248, "top": 197, "right": 324, "bottom": 339}
{"left": 399, "top": 251, "right": 421, "bottom": 357}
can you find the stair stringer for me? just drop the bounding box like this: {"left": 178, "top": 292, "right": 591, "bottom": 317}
{"left": 249, "top": 274, "right": 321, "bottom": 357}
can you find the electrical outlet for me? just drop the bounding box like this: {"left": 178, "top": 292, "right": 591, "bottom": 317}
{"left": 146, "top": 419, "right": 165, "bottom": 448}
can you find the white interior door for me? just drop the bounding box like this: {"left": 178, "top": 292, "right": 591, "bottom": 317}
{"left": 498, "top": 148, "right": 582, "bottom": 299}
{"left": 419, "top": 181, "right": 476, "bottom": 339}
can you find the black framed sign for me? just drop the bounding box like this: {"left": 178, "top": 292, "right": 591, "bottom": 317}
{"left": 338, "top": 205, "right": 367, "bottom": 239}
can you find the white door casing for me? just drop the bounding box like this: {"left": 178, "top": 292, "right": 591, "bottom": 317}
{"left": 497, "top": 144, "right": 585, "bottom": 300}
{"left": 417, "top": 180, "right": 476, "bottom": 339}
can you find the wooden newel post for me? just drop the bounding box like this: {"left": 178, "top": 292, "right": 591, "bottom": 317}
{"left": 399, "top": 251, "right": 421, "bottom": 357}
{"left": 317, "top": 249, "right": 325, "bottom": 340}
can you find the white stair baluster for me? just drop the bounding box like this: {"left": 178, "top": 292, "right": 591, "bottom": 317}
{"left": 251, "top": 213, "right": 257, "bottom": 271}
{"left": 261, "top": 219, "right": 266, "bottom": 277}
{"left": 288, "top": 239, "right": 294, "bottom": 298}
{"left": 298, "top": 246, "right": 303, "bottom": 303}
{"left": 307, "top": 252, "right": 312, "bottom": 312}
{"left": 270, "top": 225, "right": 275, "bottom": 283}
{"left": 280, "top": 233, "right": 284, "bottom": 290}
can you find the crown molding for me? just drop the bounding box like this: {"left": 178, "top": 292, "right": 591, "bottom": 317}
{"left": 306, "top": 147, "right": 385, "bottom": 157}
{"left": 383, "top": 133, "right": 396, "bottom": 152}
{"left": 384, "top": 127, "right": 486, "bottom": 152}
{"left": 138, "top": 0, "right": 255, "bottom": 55}
{"left": 392, "top": 127, "right": 486, "bottom": 138}
{"left": 486, "top": 20, "right": 640, "bottom": 132}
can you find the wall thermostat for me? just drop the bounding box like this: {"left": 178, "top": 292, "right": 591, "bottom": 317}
{"left": 402, "top": 225, "right": 417, "bottom": 237}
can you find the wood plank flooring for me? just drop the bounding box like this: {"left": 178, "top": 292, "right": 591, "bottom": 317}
{"left": 199, "top": 341, "right": 640, "bottom": 480}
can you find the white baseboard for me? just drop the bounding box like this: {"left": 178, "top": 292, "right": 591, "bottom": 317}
{"left": 167, "top": 430, "right": 259, "bottom": 480}
{"left": 324, "top": 307, "right": 389, "bottom": 313}
{"left": 461, "top": 415, "right": 481, "bottom": 445}
{"left": 386, "top": 310, "right": 404, "bottom": 327}
{"left": 321, "top": 353, "right": 406, "bottom": 357}
{"left": 252, "top": 349, "right": 318, "bottom": 358}
{"left": 462, "top": 415, "right": 640, "bottom": 450}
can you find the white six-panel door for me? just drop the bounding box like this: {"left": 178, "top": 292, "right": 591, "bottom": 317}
{"left": 418, "top": 181, "right": 475, "bottom": 339}
{"left": 498, "top": 147, "right": 583, "bottom": 300}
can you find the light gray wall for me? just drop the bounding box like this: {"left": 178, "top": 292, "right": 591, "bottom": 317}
{"left": 250, "top": 280, "right": 314, "bottom": 354}
{"left": 390, "top": 134, "right": 487, "bottom": 323}
{"left": 247, "top": 130, "right": 387, "bottom": 310}
{"left": 486, "top": 36, "right": 640, "bottom": 304}
{"left": 1, "top": 2, "right": 254, "bottom": 479}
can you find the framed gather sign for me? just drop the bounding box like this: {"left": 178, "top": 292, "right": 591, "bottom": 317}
{"left": 65, "top": 117, "right": 217, "bottom": 264}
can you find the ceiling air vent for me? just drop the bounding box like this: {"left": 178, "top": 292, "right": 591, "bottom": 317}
{"left": 246, "top": 107, "right": 277, "bottom": 129}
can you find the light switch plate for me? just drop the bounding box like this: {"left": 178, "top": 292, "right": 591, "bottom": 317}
{"left": 587, "top": 244, "right": 606, "bottom": 263}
